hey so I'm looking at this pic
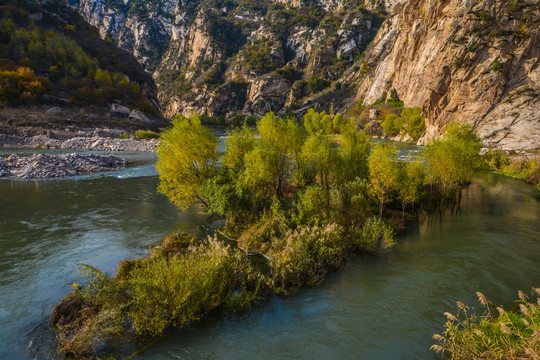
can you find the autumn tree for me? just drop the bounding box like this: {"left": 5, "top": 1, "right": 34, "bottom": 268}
{"left": 398, "top": 157, "right": 425, "bottom": 219}
{"left": 242, "top": 112, "right": 304, "bottom": 198}
{"left": 423, "top": 123, "right": 482, "bottom": 209}
{"left": 369, "top": 144, "right": 400, "bottom": 217}
{"left": 156, "top": 114, "right": 219, "bottom": 210}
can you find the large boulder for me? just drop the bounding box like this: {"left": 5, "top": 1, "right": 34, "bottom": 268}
{"left": 128, "top": 110, "right": 151, "bottom": 125}
{"left": 110, "top": 103, "right": 131, "bottom": 117}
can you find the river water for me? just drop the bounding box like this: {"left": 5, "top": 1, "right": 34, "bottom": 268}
{"left": 0, "top": 150, "right": 539, "bottom": 359}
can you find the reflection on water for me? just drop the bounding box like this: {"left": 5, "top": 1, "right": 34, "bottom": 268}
{"left": 0, "top": 157, "right": 539, "bottom": 359}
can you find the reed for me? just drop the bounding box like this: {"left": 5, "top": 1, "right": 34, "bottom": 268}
{"left": 432, "top": 289, "right": 540, "bottom": 359}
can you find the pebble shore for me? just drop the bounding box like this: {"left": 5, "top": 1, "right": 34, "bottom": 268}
{"left": 0, "top": 153, "right": 127, "bottom": 179}
{"left": 0, "top": 128, "right": 158, "bottom": 152}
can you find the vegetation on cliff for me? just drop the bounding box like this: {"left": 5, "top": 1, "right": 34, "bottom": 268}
{"left": 51, "top": 112, "right": 484, "bottom": 358}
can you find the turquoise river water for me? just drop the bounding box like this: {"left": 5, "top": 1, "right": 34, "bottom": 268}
{"left": 0, "top": 148, "right": 539, "bottom": 359}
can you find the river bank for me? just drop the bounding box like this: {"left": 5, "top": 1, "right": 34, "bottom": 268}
{"left": 0, "top": 127, "right": 158, "bottom": 152}
{"left": 0, "top": 153, "right": 126, "bottom": 179}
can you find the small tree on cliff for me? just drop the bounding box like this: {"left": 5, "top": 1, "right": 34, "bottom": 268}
{"left": 156, "top": 114, "right": 219, "bottom": 210}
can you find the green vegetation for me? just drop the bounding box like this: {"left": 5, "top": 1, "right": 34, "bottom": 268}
{"left": 53, "top": 112, "right": 485, "bottom": 358}
{"left": 243, "top": 38, "right": 282, "bottom": 73}
{"left": 432, "top": 289, "right": 540, "bottom": 359}
{"left": 483, "top": 150, "right": 540, "bottom": 195}
{"left": 0, "top": 0, "right": 157, "bottom": 112}
{"left": 302, "top": 109, "right": 356, "bottom": 135}
{"left": 51, "top": 233, "right": 266, "bottom": 358}
{"left": 134, "top": 130, "right": 160, "bottom": 140}
{"left": 380, "top": 107, "right": 426, "bottom": 141}
{"left": 156, "top": 115, "right": 219, "bottom": 210}
{"left": 424, "top": 123, "right": 482, "bottom": 209}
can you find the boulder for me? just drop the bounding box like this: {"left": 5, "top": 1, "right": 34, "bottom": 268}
{"left": 45, "top": 107, "right": 62, "bottom": 116}
{"left": 110, "top": 103, "right": 131, "bottom": 117}
{"left": 129, "top": 110, "right": 151, "bottom": 125}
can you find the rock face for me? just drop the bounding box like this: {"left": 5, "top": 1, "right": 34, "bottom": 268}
{"left": 71, "top": 0, "right": 539, "bottom": 150}
{"left": 0, "top": 153, "right": 126, "bottom": 179}
{"left": 346, "top": 0, "right": 539, "bottom": 150}
{"left": 71, "top": 0, "right": 383, "bottom": 118}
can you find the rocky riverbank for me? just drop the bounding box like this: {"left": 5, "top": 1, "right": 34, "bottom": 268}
{"left": 0, "top": 153, "right": 126, "bottom": 179}
{"left": 0, "top": 128, "right": 157, "bottom": 152}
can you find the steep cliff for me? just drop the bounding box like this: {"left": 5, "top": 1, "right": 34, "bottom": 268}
{"left": 345, "top": 0, "right": 539, "bottom": 150}
{"left": 72, "top": 0, "right": 384, "bottom": 117}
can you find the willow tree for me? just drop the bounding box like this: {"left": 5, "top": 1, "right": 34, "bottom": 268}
{"left": 301, "top": 134, "right": 339, "bottom": 209}
{"left": 242, "top": 112, "right": 304, "bottom": 198}
{"left": 369, "top": 144, "right": 400, "bottom": 218}
{"left": 156, "top": 114, "right": 219, "bottom": 210}
{"left": 424, "top": 123, "right": 482, "bottom": 210}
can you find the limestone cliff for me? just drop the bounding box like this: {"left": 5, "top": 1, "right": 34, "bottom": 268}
{"left": 70, "top": 0, "right": 539, "bottom": 150}
{"left": 346, "top": 0, "right": 539, "bottom": 150}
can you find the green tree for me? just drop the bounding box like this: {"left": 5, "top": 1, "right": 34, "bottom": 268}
{"left": 381, "top": 113, "right": 402, "bottom": 137}
{"left": 398, "top": 158, "right": 425, "bottom": 219}
{"left": 303, "top": 109, "right": 333, "bottom": 135}
{"left": 423, "top": 123, "right": 482, "bottom": 209}
{"left": 223, "top": 125, "right": 256, "bottom": 170}
{"left": 302, "top": 134, "right": 339, "bottom": 209}
{"left": 401, "top": 107, "right": 425, "bottom": 140}
{"left": 332, "top": 113, "right": 355, "bottom": 134}
{"left": 369, "top": 144, "right": 400, "bottom": 217}
{"left": 156, "top": 115, "right": 219, "bottom": 210}
{"left": 242, "top": 112, "right": 304, "bottom": 198}
{"left": 338, "top": 126, "right": 371, "bottom": 183}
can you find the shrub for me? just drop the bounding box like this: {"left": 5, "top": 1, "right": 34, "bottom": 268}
{"left": 135, "top": 130, "right": 160, "bottom": 140}
{"left": 359, "top": 216, "right": 395, "bottom": 252}
{"left": 117, "top": 132, "right": 130, "bottom": 139}
{"left": 381, "top": 113, "right": 402, "bottom": 137}
{"left": 401, "top": 107, "right": 425, "bottom": 140}
{"left": 307, "top": 76, "right": 331, "bottom": 93}
{"left": 491, "top": 59, "right": 503, "bottom": 72}
{"left": 52, "top": 235, "right": 266, "bottom": 356}
{"left": 269, "top": 223, "right": 347, "bottom": 292}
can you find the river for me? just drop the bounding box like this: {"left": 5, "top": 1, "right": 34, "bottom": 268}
{"left": 0, "top": 149, "right": 539, "bottom": 359}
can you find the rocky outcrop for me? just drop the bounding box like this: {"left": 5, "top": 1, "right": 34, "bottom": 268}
{"left": 70, "top": 0, "right": 539, "bottom": 150}
{"left": 346, "top": 0, "right": 539, "bottom": 150}
{"left": 0, "top": 153, "right": 126, "bottom": 179}
{"left": 71, "top": 0, "right": 383, "bottom": 118}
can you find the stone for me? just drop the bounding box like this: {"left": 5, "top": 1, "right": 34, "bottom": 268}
{"left": 0, "top": 153, "right": 127, "bottom": 179}
{"left": 110, "top": 103, "right": 131, "bottom": 117}
{"left": 45, "top": 107, "right": 62, "bottom": 116}
{"left": 28, "top": 12, "right": 42, "bottom": 21}
{"left": 129, "top": 110, "right": 151, "bottom": 124}
{"left": 369, "top": 109, "right": 380, "bottom": 120}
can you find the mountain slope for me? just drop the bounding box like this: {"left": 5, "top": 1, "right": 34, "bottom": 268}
{"left": 0, "top": 0, "right": 160, "bottom": 115}
{"left": 71, "top": 0, "right": 539, "bottom": 150}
